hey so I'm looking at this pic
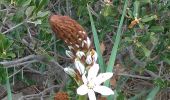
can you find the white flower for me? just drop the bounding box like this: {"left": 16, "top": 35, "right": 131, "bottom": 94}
{"left": 86, "top": 37, "right": 91, "bottom": 48}
{"left": 77, "top": 64, "right": 114, "bottom": 100}
{"left": 91, "top": 50, "right": 98, "bottom": 62}
{"left": 86, "top": 55, "right": 93, "bottom": 64}
{"left": 65, "top": 50, "right": 74, "bottom": 58}
{"left": 68, "top": 46, "right": 74, "bottom": 50}
{"left": 76, "top": 51, "right": 85, "bottom": 59}
{"left": 85, "top": 49, "right": 98, "bottom": 64}
{"left": 64, "top": 67, "right": 76, "bottom": 77}
{"left": 74, "top": 59, "right": 85, "bottom": 75}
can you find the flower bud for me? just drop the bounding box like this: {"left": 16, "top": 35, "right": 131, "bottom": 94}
{"left": 74, "top": 59, "right": 85, "bottom": 75}
{"left": 65, "top": 50, "right": 74, "bottom": 58}
{"left": 64, "top": 67, "right": 76, "bottom": 77}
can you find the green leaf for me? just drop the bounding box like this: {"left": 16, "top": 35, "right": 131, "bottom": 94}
{"left": 101, "top": 5, "right": 117, "bottom": 17}
{"left": 129, "top": 90, "right": 148, "bottom": 100}
{"left": 136, "top": 42, "right": 151, "bottom": 57}
{"left": 133, "top": 1, "right": 140, "bottom": 17}
{"left": 87, "top": 4, "right": 105, "bottom": 72}
{"left": 138, "top": 23, "right": 145, "bottom": 29}
{"left": 6, "top": 69, "right": 12, "bottom": 100}
{"left": 146, "top": 86, "right": 160, "bottom": 100}
{"left": 163, "top": 57, "right": 170, "bottom": 65}
{"left": 22, "top": 0, "right": 32, "bottom": 7}
{"left": 35, "top": 0, "right": 48, "bottom": 14}
{"left": 141, "top": 15, "right": 158, "bottom": 22}
{"left": 37, "top": 11, "right": 50, "bottom": 18}
{"left": 0, "top": 34, "right": 13, "bottom": 52}
{"left": 149, "top": 26, "right": 164, "bottom": 32}
{"left": 25, "top": 6, "right": 35, "bottom": 17}
{"left": 34, "top": 19, "right": 42, "bottom": 26}
{"left": 150, "top": 32, "right": 158, "bottom": 44}
{"left": 104, "top": 0, "right": 128, "bottom": 99}
{"left": 138, "top": 0, "right": 151, "bottom": 4}
{"left": 6, "top": 52, "right": 16, "bottom": 58}
{"left": 0, "top": 34, "right": 15, "bottom": 59}
{"left": 142, "top": 46, "right": 151, "bottom": 57}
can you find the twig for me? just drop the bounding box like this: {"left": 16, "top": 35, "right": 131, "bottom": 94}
{"left": 0, "top": 55, "right": 42, "bottom": 67}
{"left": 2, "top": 21, "right": 25, "bottom": 34}
{"left": 106, "top": 34, "right": 114, "bottom": 44}
{"left": 0, "top": 9, "right": 8, "bottom": 12}
{"left": 158, "top": 61, "right": 163, "bottom": 77}
{"left": 0, "top": 55, "right": 64, "bottom": 70}
{"left": 118, "top": 73, "right": 152, "bottom": 80}
{"left": 145, "top": 69, "right": 159, "bottom": 78}
{"left": 8, "top": 64, "right": 30, "bottom": 78}
{"left": 18, "top": 85, "right": 61, "bottom": 100}
{"left": 24, "top": 67, "right": 43, "bottom": 74}
{"left": 128, "top": 46, "right": 147, "bottom": 67}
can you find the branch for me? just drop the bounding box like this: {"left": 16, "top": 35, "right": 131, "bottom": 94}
{"left": 118, "top": 73, "right": 152, "bottom": 80}
{"left": 0, "top": 55, "right": 64, "bottom": 70}
{"left": 18, "top": 85, "right": 61, "bottom": 100}
{"left": 0, "top": 55, "right": 43, "bottom": 68}
{"left": 127, "top": 46, "right": 147, "bottom": 67}
{"left": 2, "top": 21, "right": 25, "bottom": 34}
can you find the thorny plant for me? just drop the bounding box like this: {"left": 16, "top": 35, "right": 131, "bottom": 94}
{"left": 49, "top": 15, "right": 114, "bottom": 100}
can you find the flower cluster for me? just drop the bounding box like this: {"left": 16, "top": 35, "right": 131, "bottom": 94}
{"left": 49, "top": 15, "right": 114, "bottom": 100}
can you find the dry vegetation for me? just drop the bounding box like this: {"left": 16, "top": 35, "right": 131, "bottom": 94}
{"left": 0, "top": 0, "right": 170, "bottom": 100}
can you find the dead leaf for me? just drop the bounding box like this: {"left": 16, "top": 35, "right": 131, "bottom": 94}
{"left": 100, "top": 42, "right": 106, "bottom": 55}
{"left": 110, "top": 77, "right": 117, "bottom": 88}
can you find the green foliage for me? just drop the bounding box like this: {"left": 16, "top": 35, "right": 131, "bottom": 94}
{"left": 154, "top": 78, "right": 170, "bottom": 88}
{"left": 116, "top": 92, "right": 125, "bottom": 100}
{"left": 146, "top": 86, "right": 160, "bottom": 100}
{"left": 146, "top": 62, "right": 158, "bottom": 72}
{"left": 0, "top": 67, "right": 6, "bottom": 84}
{"left": 0, "top": 34, "right": 15, "bottom": 59}
{"left": 64, "top": 76, "right": 78, "bottom": 99}
{"left": 0, "top": 0, "right": 170, "bottom": 99}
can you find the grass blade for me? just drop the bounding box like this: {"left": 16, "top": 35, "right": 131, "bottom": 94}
{"left": 104, "top": 0, "right": 128, "bottom": 87}
{"left": 87, "top": 4, "right": 105, "bottom": 72}
{"left": 6, "top": 68, "right": 12, "bottom": 100}
{"left": 146, "top": 86, "right": 160, "bottom": 100}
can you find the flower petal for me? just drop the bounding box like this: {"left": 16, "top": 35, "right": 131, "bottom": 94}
{"left": 76, "top": 51, "right": 85, "bottom": 59}
{"left": 93, "top": 86, "right": 114, "bottom": 95}
{"left": 65, "top": 50, "right": 74, "bottom": 58}
{"left": 88, "top": 90, "right": 96, "bottom": 100}
{"left": 86, "top": 37, "right": 91, "bottom": 48}
{"left": 74, "top": 59, "right": 85, "bottom": 75}
{"left": 86, "top": 54, "right": 92, "bottom": 64}
{"left": 92, "top": 50, "right": 98, "bottom": 62}
{"left": 64, "top": 67, "right": 76, "bottom": 77}
{"left": 77, "top": 84, "right": 89, "bottom": 95}
{"left": 68, "top": 46, "right": 74, "bottom": 50}
{"left": 94, "top": 72, "right": 113, "bottom": 85}
{"left": 82, "top": 73, "right": 87, "bottom": 84}
{"left": 87, "top": 64, "right": 99, "bottom": 81}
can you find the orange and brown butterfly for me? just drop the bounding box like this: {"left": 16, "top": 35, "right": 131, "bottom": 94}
{"left": 128, "top": 17, "right": 141, "bottom": 29}
{"left": 49, "top": 15, "right": 91, "bottom": 53}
